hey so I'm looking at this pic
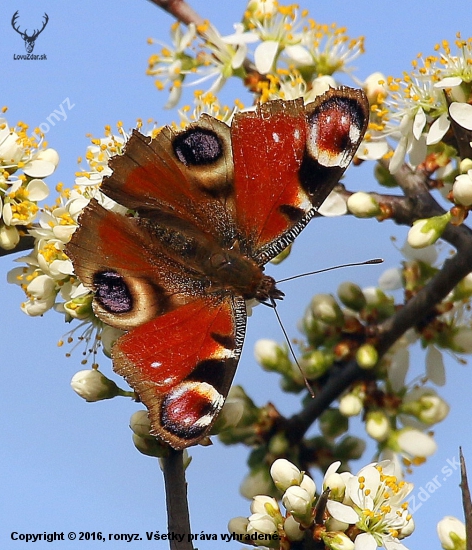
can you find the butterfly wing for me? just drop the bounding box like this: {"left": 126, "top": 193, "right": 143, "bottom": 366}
{"left": 101, "top": 117, "right": 237, "bottom": 249}
{"left": 113, "top": 295, "right": 246, "bottom": 449}
{"left": 230, "top": 87, "right": 369, "bottom": 264}
{"left": 66, "top": 201, "right": 247, "bottom": 449}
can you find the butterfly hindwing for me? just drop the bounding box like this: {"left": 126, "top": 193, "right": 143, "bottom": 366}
{"left": 112, "top": 295, "right": 246, "bottom": 449}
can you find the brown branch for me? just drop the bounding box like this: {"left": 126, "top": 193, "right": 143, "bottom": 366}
{"left": 147, "top": 0, "right": 260, "bottom": 79}
{"left": 460, "top": 448, "right": 472, "bottom": 550}
{"left": 162, "top": 449, "right": 194, "bottom": 550}
{"left": 146, "top": 0, "right": 205, "bottom": 26}
{"left": 286, "top": 161, "right": 472, "bottom": 441}
{"left": 0, "top": 234, "right": 35, "bottom": 257}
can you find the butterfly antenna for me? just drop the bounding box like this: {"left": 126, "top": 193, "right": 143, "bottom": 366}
{"left": 269, "top": 297, "right": 315, "bottom": 398}
{"left": 276, "top": 258, "right": 383, "bottom": 284}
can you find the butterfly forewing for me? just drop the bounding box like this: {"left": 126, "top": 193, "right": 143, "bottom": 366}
{"left": 231, "top": 87, "right": 369, "bottom": 264}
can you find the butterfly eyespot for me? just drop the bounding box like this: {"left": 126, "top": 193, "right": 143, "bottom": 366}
{"left": 173, "top": 128, "right": 223, "bottom": 166}
{"left": 92, "top": 270, "right": 167, "bottom": 330}
{"left": 93, "top": 270, "right": 132, "bottom": 314}
{"left": 159, "top": 381, "right": 224, "bottom": 440}
{"left": 306, "top": 95, "right": 368, "bottom": 169}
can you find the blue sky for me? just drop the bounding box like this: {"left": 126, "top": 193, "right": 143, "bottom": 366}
{"left": 1, "top": 1, "right": 472, "bottom": 548}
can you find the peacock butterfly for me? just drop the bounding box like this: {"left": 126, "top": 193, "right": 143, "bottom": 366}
{"left": 66, "top": 87, "right": 369, "bottom": 450}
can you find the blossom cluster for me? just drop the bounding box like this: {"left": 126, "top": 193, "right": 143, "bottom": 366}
{"left": 252, "top": 238, "right": 472, "bottom": 471}
{"left": 7, "top": 126, "right": 129, "bottom": 363}
{"left": 147, "top": 1, "right": 364, "bottom": 108}
{"left": 230, "top": 458, "right": 414, "bottom": 550}
{"left": 0, "top": 111, "right": 57, "bottom": 250}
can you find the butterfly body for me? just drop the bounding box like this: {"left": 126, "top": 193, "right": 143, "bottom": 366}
{"left": 67, "top": 88, "right": 369, "bottom": 449}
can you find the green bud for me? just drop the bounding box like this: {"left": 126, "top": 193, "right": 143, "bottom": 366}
{"left": 337, "top": 282, "right": 367, "bottom": 311}
{"left": 130, "top": 410, "right": 153, "bottom": 438}
{"left": 300, "top": 349, "right": 333, "bottom": 379}
{"left": 132, "top": 433, "right": 169, "bottom": 458}
{"left": 347, "top": 192, "right": 380, "bottom": 218}
{"left": 319, "top": 408, "right": 348, "bottom": 438}
{"left": 334, "top": 435, "right": 366, "bottom": 460}
{"left": 356, "top": 344, "right": 378, "bottom": 369}
{"left": 407, "top": 212, "right": 451, "bottom": 249}
{"left": 310, "top": 294, "right": 343, "bottom": 325}
{"left": 375, "top": 162, "right": 398, "bottom": 187}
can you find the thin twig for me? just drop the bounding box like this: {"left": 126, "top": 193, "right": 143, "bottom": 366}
{"left": 162, "top": 449, "right": 194, "bottom": 550}
{"left": 460, "top": 449, "right": 472, "bottom": 550}
{"left": 146, "top": 0, "right": 205, "bottom": 26}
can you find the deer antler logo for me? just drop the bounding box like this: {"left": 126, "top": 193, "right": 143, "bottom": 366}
{"left": 11, "top": 11, "right": 49, "bottom": 53}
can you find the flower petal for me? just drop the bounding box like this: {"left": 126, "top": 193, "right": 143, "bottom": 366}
{"left": 326, "top": 499, "right": 358, "bottom": 524}
{"left": 23, "top": 159, "right": 56, "bottom": 178}
{"left": 434, "top": 76, "right": 463, "bottom": 88}
{"left": 254, "top": 40, "right": 279, "bottom": 74}
{"left": 26, "top": 179, "right": 50, "bottom": 201}
{"left": 449, "top": 102, "right": 472, "bottom": 130}
{"left": 426, "top": 113, "right": 450, "bottom": 145}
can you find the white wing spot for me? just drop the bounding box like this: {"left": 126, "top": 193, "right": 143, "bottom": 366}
{"left": 272, "top": 132, "right": 280, "bottom": 143}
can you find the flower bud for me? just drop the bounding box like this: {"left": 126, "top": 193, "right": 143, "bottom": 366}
{"left": 365, "top": 411, "right": 391, "bottom": 441}
{"left": 300, "top": 474, "right": 316, "bottom": 500}
{"left": 299, "top": 349, "right": 333, "bottom": 379}
{"left": 437, "top": 516, "right": 466, "bottom": 550}
{"left": 0, "top": 224, "right": 20, "bottom": 250}
{"left": 254, "top": 339, "right": 291, "bottom": 373}
{"left": 270, "top": 458, "right": 303, "bottom": 491}
{"left": 356, "top": 344, "right": 378, "bottom": 369}
{"left": 310, "top": 294, "right": 343, "bottom": 325}
{"left": 459, "top": 158, "right": 472, "bottom": 173}
{"left": 337, "top": 282, "right": 366, "bottom": 311}
{"left": 212, "top": 394, "right": 244, "bottom": 432}
{"left": 283, "top": 515, "right": 305, "bottom": 542}
{"left": 452, "top": 327, "right": 472, "bottom": 353}
{"left": 319, "top": 409, "right": 348, "bottom": 438}
{"left": 347, "top": 192, "right": 380, "bottom": 218}
{"left": 282, "top": 486, "right": 312, "bottom": 519}
{"left": 268, "top": 432, "right": 290, "bottom": 455}
{"left": 321, "top": 531, "right": 355, "bottom": 550}
{"left": 339, "top": 393, "right": 363, "bottom": 417}
{"left": 452, "top": 170, "right": 472, "bottom": 206}
{"left": 363, "top": 72, "right": 387, "bottom": 103}
{"left": 130, "top": 410, "right": 152, "bottom": 438}
{"left": 247, "top": 513, "right": 278, "bottom": 536}
{"left": 240, "top": 467, "right": 273, "bottom": 500}
{"left": 401, "top": 388, "right": 449, "bottom": 425}
{"left": 452, "top": 272, "right": 472, "bottom": 300}
{"left": 251, "top": 495, "right": 280, "bottom": 516}
{"left": 407, "top": 213, "right": 451, "bottom": 248}
{"left": 132, "top": 433, "right": 168, "bottom": 457}
{"left": 70, "top": 369, "right": 121, "bottom": 401}
{"left": 323, "top": 472, "right": 346, "bottom": 501}
{"left": 227, "top": 516, "right": 249, "bottom": 537}
{"left": 335, "top": 435, "right": 366, "bottom": 460}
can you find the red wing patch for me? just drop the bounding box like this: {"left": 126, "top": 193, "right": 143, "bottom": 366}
{"left": 112, "top": 296, "right": 246, "bottom": 449}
